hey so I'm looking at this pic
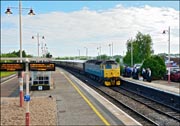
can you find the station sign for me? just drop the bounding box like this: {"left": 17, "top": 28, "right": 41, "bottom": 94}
{"left": 29, "top": 63, "right": 55, "bottom": 71}
{"left": 0, "top": 63, "right": 25, "bottom": 71}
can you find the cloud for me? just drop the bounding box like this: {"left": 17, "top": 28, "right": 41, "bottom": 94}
{"left": 1, "top": 4, "right": 179, "bottom": 57}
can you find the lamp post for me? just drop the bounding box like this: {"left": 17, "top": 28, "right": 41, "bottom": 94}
{"left": 163, "top": 26, "right": 171, "bottom": 84}
{"left": 97, "top": 46, "right": 101, "bottom": 60}
{"left": 43, "top": 43, "right": 47, "bottom": 57}
{"left": 97, "top": 47, "right": 99, "bottom": 59}
{"left": 131, "top": 39, "right": 133, "bottom": 67}
{"left": 5, "top": 1, "right": 35, "bottom": 108}
{"left": 41, "top": 42, "right": 46, "bottom": 58}
{"left": 109, "top": 44, "right": 111, "bottom": 58}
{"left": 112, "top": 42, "right": 113, "bottom": 58}
{"left": 99, "top": 46, "right": 101, "bottom": 60}
{"left": 78, "top": 49, "right": 80, "bottom": 59}
{"left": 32, "top": 34, "right": 45, "bottom": 57}
{"left": 5, "top": 1, "right": 35, "bottom": 126}
{"left": 84, "top": 47, "right": 88, "bottom": 59}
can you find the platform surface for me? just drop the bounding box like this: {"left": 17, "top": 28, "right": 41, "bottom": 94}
{"left": 31, "top": 67, "right": 142, "bottom": 125}
{"left": 121, "top": 76, "right": 180, "bottom": 95}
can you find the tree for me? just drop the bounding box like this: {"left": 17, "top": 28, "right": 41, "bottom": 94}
{"left": 14, "top": 50, "right": 26, "bottom": 57}
{"left": 46, "top": 52, "right": 52, "bottom": 58}
{"left": 123, "top": 32, "right": 153, "bottom": 66}
{"left": 97, "top": 54, "right": 109, "bottom": 60}
{"left": 115, "top": 57, "right": 120, "bottom": 64}
{"left": 141, "top": 55, "right": 166, "bottom": 79}
{"left": 1, "top": 50, "right": 33, "bottom": 58}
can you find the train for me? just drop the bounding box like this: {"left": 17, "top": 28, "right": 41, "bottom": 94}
{"left": 53, "top": 59, "right": 121, "bottom": 86}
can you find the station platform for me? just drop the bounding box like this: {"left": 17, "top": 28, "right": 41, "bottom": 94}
{"left": 120, "top": 76, "right": 179, "bottom": 95}
{"left": 31, "top": 67, "right": 141, "bottom": 125}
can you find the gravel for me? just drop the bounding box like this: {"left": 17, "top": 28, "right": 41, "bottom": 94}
{"left": 104, "top": 87, "right": 180, "bottom": 126}
{"left": 1, "top": 97, "right": 57, "bottom": 125}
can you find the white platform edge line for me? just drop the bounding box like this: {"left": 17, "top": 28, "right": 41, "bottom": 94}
{"left": 1, "top": 76, "right": 17, "bottom": 85}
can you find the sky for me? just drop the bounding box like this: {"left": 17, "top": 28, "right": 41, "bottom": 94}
{"left": 1, "top": 1, "right": 179, "bottom": 57}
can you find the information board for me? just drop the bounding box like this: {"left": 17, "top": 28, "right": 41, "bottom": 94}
{"left": 29, "top": 63, "right": 55, "bottom": 71}
{"left": 0, "top": 63, "right": 25, "bottom": 71}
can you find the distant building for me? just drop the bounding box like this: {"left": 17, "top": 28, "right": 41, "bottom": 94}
{"left": 164, "top": 57, "right": 179, "bottom": 67}
{"left": 170, "top": 57, "right": 180, "bottom": 67}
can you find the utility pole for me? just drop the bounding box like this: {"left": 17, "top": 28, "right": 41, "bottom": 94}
{"left": 32, "top": 33, "right": 45, "bottom": 57}
{"left": 163, "top": 26, "right": 171, "bottom": 84}
{"left": 131, "top": 39, "right": 133, "bottom": 67}
{"left": 5, "top": 0, "right": 35, "bottom": 108}
{"left": 78, "top": 49, "right": 80, "bottom": 59}
{"left": 109, "top": 44, "right": 111, "bottom": 58}
{"left": 112, "top": 42, "right": 113, "bottom": 58}
{"left": 84, "top": 47, "right": 88, "bottom": 59}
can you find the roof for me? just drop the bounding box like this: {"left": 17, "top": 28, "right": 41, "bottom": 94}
{"left": 53, "top": 59, "right": 87, "bottom": 63}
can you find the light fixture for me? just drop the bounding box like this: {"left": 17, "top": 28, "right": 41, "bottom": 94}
{"left": 5, "top": 8, "right": 12, "bottom": 14}
{"left": 162, "top": 30, "right": 166, "bottom": 34}
{"left": 28, "top": 9, "right": 35, "bottom": 15}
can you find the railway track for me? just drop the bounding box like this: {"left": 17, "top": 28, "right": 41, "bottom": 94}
{"left": 62, "top": 67, "right": 180, "bottom": 126}
{"left": 63, "top": 68, "right": 156, "bottom": 125}
{"left": 111, "top": 87, "right": 180, "bottom": 122}
{"left": 120, "top": 79, "right": 180, "bottom": 111}
{"left": 85, "top": 80, "right": 159, "bottom": 125}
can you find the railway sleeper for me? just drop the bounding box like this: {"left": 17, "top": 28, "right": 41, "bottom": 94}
{"left": 166, "top": 112, "right": 180, "bottom": 117}
{"left": 144, "top": 102, "right": 153, "bottom": 105}
{"left": 166, "top": 112, "right": 178, "bottom": 114}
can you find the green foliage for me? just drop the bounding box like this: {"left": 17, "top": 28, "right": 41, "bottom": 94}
{"left": 79, "top": 57, "right": 88, "bottom": 60}
{"left": 45, "top": 52, "right": 52, "bottom": 58}
{"left": 97, "top": 54, "right": 109, "bottom": 60}
{"left": 1, "top": 53, "right": 18, "bottom": 58}
{"left": 141, "top": 55, "right": 166, "bottom": 79}
{"left": 115, "top": 57, "right": 120, "bottom": 64}
{"left": 123, "top": 32, "right": 153, "bottom": 66}
{"left": 0, "top": 72, "right": 15, "bottom": 77}
{"left": 1, "top": 50, "right": 33, "bottom": 58}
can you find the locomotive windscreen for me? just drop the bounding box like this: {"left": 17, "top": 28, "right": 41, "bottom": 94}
{"left": 104, "top": 60, "right": 117, "bottom": 65}
{"left": 103, "top": 60, "right": 119, "bottom": 69}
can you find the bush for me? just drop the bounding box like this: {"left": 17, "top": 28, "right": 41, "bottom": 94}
{"left": 141, "top": 55, "right": 166, "bottom": 80}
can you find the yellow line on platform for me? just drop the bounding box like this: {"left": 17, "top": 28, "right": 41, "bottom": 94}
{"left": 62, "top": 72, "right": 110, "bottom": 126}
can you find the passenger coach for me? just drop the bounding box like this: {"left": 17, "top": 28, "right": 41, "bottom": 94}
{"left": 53, "top": 59, "right": 121, "bottom": 86}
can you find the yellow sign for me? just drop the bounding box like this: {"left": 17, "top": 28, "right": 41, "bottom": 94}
{"left": 29, "top": 63, "right": 55, "bottom": 71}
{"left": 0, "top": 63, "right": 25, "bottom": 71}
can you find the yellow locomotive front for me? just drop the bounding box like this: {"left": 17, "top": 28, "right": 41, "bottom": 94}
{"left": 102, "top": 60, "right": 121, "bottom": 86}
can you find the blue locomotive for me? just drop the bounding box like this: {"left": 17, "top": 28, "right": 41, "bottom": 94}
{"left": 53, "top": 59, "right": 121, "bottom": 86}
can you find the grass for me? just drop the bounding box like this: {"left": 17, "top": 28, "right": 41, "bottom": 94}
{"left": 0, "top": 72, "right": 16, "bottom": 78}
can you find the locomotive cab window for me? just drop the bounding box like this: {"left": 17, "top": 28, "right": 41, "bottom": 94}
{"left": 111, "top": 64, "right": 119, "bottom": 69}
{"left": 105, "top": 64, "right": 112, "bottom": 69}
{"left": 103, "top": 60, "right": 119, "bottom": 69}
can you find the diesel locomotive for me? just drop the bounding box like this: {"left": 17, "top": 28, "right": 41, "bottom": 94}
{"left": 53, "top": 59, "right": 121, "bottom": 86}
